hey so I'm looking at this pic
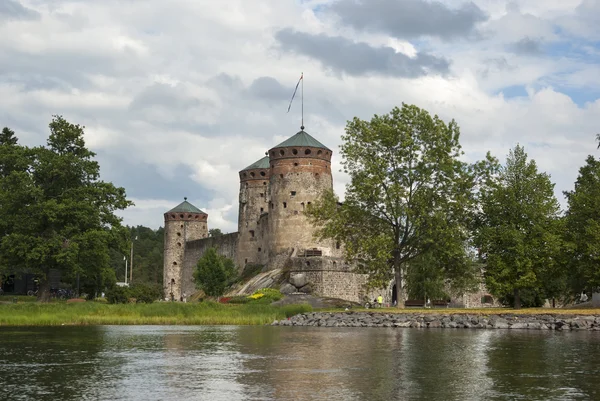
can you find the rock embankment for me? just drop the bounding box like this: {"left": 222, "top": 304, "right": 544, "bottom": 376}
{"left": 271, "top": 312, "right": 600, "bottom": 330}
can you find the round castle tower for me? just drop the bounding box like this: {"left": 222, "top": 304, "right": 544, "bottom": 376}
{"left": 163, "top": 198, "right": 208, "bottom": 301}
{"left": 267, "top": 128, "right": 333, "bottom": 261}
{"left": 237, "top": 155, "right": 270, "bottom": 267}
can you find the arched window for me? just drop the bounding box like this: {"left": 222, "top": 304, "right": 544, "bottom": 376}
{"left": 279, "top": 149, "right": 285, "bottom": 156}
{"left": 292, "top": 149, "right": 298, "bottom": 155}
{"left": 305, "top": 149, "right": 311, "bottom": 155}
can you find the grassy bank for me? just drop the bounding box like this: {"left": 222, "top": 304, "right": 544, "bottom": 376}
{"left": 0, "top": 301, "right": 312, "bottom": 326}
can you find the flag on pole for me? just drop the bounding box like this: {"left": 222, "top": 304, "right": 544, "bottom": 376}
{"left": 287, "top": 73, "right": 303, "bottom": 113}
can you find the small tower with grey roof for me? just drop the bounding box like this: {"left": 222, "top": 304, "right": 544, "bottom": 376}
{"left": 237, "top": 155, "right": 270, "bottom": 268}
{"left": 163, "top": 198, "right": 208, "bottom": 301}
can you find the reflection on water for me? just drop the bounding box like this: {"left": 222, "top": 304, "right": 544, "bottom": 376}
{"left": 0, "top": 325, "right": 599, "bottom": 400}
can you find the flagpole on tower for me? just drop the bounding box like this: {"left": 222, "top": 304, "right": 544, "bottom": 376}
{"left": 287, "top": 72, "right": 304, "bottom": 129}
{"left": 301, "top": 72, "right": 304, "bottom": 130}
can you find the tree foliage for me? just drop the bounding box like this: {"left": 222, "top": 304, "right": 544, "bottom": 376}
{"left": 564, "top": 155, "right": 600, "bottom": 291}
{"left": 307, "top": 104, "right": 488, "bottom": 304}
{"left": 475, "top": 145, "right": 562, "bottom": 309}
{"left": 209, "top": 228, "right": 223, "bottom": 237}
{"left": 194, "top": 248, "right": 236, "bottom": 297}
{"left": 0, "top": 117, "right": 132, "bottom": 300}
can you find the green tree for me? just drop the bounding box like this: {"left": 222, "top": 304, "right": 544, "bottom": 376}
{"left": 209, "top": 228, "right": 223, "bottom": 237}
{"left": 475, "top": 145, "right": 561, "bottom": 309}
{"left": 0, "top": 116, "right": 132, "bottom": 300}
{"left": 307, "top": 104, "right": 488, "bottom": 306}
{"left": 564, "top": 155, "right": 600, "bottom": 291}
{"left": 194, "top": 248, "right": 236, "bottom": 297}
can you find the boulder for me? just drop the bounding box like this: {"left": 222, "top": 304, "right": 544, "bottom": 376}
{"left": 280, "top": 283, "right": 296, "bottom": 295}
{"left": 298, "top": 284, "right": 312, "bottom": 294}
{"left": 290, "top": 273, "right": 308, "bottom": 288}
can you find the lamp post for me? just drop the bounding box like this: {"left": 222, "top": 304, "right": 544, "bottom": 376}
{"left": 123, "top": 255, "right": 128, "bottom": 285}
{"left": 129, "top": 236, "right": 137, "bottom": 284}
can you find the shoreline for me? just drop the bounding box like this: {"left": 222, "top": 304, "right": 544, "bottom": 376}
{"left": 272, "top": 311, "right": 600, "bottom": 330}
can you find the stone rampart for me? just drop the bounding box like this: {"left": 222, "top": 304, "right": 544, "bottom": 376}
{"left": 181, "top": 233, "right": 239, "bottom": 297}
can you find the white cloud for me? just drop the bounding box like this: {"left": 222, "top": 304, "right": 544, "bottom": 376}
{"left": 1, "top": 0, "right": 599, "bottom": 232}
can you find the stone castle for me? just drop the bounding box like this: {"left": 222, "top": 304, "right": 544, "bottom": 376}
{"left": 163, "top": 128, "right": 370, "bottom": 303}
{"left": 162, "top": 128, "right": 495, "bottom": 307}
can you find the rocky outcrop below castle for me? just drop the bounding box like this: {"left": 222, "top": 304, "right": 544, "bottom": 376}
{"left": 271, "top": 312, "right": 600, "bottom": 330}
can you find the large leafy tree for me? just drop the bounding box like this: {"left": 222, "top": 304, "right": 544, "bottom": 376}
{"left": 475, "top": 145, "right": 562, "bottom": 309}
{"left": 564, "top": 155, "right": 600, "bottom": 291}
{"left": 0, "top": 116, "right": 132, "bottom": 300}
{"left": 307, "top": 104, "right": 487, "bottom": 306}
{"left": 194, "top": 247, "right": 236, "bottom": 297}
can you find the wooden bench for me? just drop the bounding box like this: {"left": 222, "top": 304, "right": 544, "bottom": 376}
{"left": 432, "top": 300, "right": 450, "bottom": 308}
{"left": 404, "top": 300, "right": 425, "bottom": 307}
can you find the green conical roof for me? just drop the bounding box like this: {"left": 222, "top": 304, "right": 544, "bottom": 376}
{"left": 272, "top": 130, "right": 330, "bottom": 150}
{"left": 241, "top": 155, "right": 270, "bottom": 171}
{"left": 167, "top": 198, "right": 206, "bottom": 214}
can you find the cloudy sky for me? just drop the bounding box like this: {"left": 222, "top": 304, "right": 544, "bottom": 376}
{"left": 2, "top": 0, "right": 599, "bottom": 232}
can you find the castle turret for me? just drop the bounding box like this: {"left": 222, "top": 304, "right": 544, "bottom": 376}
{"left": 267, "top": 128, "right": 334, "bottom": 265}
{"left": 237, "top": 156, "right": 270, "bottom": 267}
{"left": 163, "top": 198, "right": 207, "bottom": 300}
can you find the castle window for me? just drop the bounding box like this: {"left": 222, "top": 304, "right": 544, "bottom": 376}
{"left": 243, "top": 173, "right": 247, "bottom": 178}
{"left": 269, "top": 202, "right": 273, "bottom": 209}
{"left": 260, "top": 171, "right": 266, "bottom": 176}
{"left": 250, "top": 172, "right": 255, "bottom": 177}
{"left": 188, "top": 214, "right": 192, "bottom": 218}
{"left": 263, "top": 181, "right": 266, "bottom": 185}
{"left": 258, "top": 247, "right": 261, "bottom": 252}
{"left": 245, "top": 258, "right": 248, "bottom": 264}
{"left": 180, "top": 224, "right": 183, "bottom": 228}
{"left": 317, "top": 150, "right": 322, "bottom": 155}
{"left": 292, "top": 149, "right": 298, "bottom": 155}
{"left": 195, "top": 215, "right": 198, "bottom": 219}
{"left": 177, "top": 242, "right": 181, "bottom": 247}
{"left": 280, "top": 174, "right": 283, "bottom": 179}
{"left": 301, "top": 202, "right": 305, "bottom": 210}
{"left": 307, "top": 202, "right": 312, "bottom": 206}
{"left": 177, "top": 232, "right": 181, "bottom": 237}
{"left": 250, "top": 230, "right": 255, "bottom": 238}
{"left": 271, "top": 151, "right": 275, "bottom": 157}
{"left": 260, "top": 193, "right": 264, "bottom": 197}
{"left": 172, "top": 262, "right": 177, "bottom": 266}
{"left": 294, "top": 163, "right": 298, "bottom": 167}
{"left": 283, "top": 202, "right": 287, "bottom": 208}
{"left": 482, "top": 295, "right": 494, "bottom": 304}
{"left": 279, "top": 149, "right": 285, "bottom": 156}
{"left": 306, "top": 261, "right": 310, "bottom": 266}
{"left": 290, "top": 191, "right": 296, "bottom": 196}
{"left": 171, "top": 278, "right": 175, "bottom": 283}
{"left": 260, "top": 207, "right": 264, "bottom": 213}
{"left": 315, "top": 173, "right": 319, "bottom": 177}
{"left": 171, "top": 214, "right": 175, "bottom": 218}
{"left": 180, "top": 214, "right": 184, "bottom": 218}
{"left": 271, "top": 164, "right": 274, "bottom": 168}
{"left": 305, "top": 149, "right": 311, "bottom": 155}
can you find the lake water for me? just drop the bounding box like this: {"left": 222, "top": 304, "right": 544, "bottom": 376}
{"left": 1, "top": 325, "right": 599, "bottom": 400}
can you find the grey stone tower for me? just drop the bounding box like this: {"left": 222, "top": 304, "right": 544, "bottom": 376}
{"left": 163, "top": 198, "right": 208, "bottom": 300}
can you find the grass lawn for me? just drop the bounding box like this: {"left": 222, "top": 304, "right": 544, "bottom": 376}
{"left": 0, "top": 301, "right": 312, "bottom": 326}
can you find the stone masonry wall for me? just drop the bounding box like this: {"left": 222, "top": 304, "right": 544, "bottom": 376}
{"left": 181, "top": 232, "right": 239, "bottom": 297}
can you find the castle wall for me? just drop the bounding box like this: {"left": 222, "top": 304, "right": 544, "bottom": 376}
{"left": 267, "top": 146, "right": 336, "bottom": 264}
{"left": 237, "top": 167, "right": 269, "bottom": 268}
{"left": 182, "top": 232, "right": 239, "bottom": 297}
{"left": 163, "top": 212, "right": 208, "bottom": 301}
{"left": 290, "top": 256, "right": 368, "bottom": 303}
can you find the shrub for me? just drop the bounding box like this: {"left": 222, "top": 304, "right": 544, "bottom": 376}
{"left": 227, "top": 296, "right": 250, "bottom": 304}
{"left": 129, "top": 283, "right": 162, "bottom": 303}
{"left": 105, "top": 286, "right": 129, "bottom": 304}
{"left": 247, "top": 288, "right": 283, "bottom": 304}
